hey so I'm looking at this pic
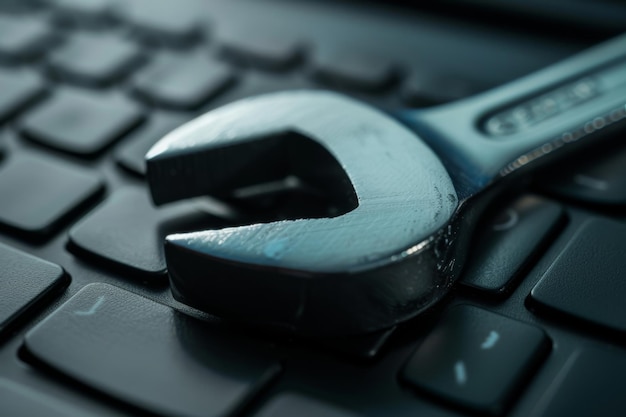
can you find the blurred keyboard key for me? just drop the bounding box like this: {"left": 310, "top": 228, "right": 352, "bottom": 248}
{"left": 0, "top": 14, "right": 55, "bottom": 62}
{"left": 0, "top": 69, "right": 46, "bottom": 123}
{"left": 401, "top": 72, "right": 479, "bottom": 107}
{"left": 533, "top": 348, "right": 626, "bottom": 417}
{"left": 0, "top": 243, "right": 67, "bottom": 335}
{"left": 539, "top": 145, "right": 626, "bottom": 206}
{"left": 25, "top": 283, "right": 282, "bottom": 417}
{"left": 117, "top": 0, "right": 204, "bottom": 46}
{"left": 530, "top": 218, "right": 626, "bottom": 334}
{"left": 0, "top": 153, "right": 103, "bottom": 238}
{"left": 0, "top": 379, "right": 94, "bottom": 417}
{"left": 461, "top": 196, "right": 564, "bottom": 296}
{"left": 47, "top": 0, "right": 116, "bottom": 26}
{"left": 0, "top": 0, "right": 43, "bottom": 11}
{"left": 20, "top": 87, "right": 144, "bottom": 156}
{"left": 315, "top": 325, "right": 396, "bottom": 359}
{"left": 115, "top": 111, "right": 190, "bottom": 176}
{"left": 68, "top": 187, "right": 226, "bottom": 280}
{"left": 313, "top": 51, "right": 398, "bottom": 92}
{"left": 401, "top": 305, "right": 549, "bottom": 415}
{"left": 132, "top": 53, "right": 235, "bottom": 110}
{"left": 48, "top": 32, "right": 143, "bottom": 86}
{"left": 220, "top": 32, "right": 304, "bottom": 71}
{"left": 0, "top": 154, "right": 103, "bottom": 238}
{"left": 255, "top": 394, "right": 360, "bottom": 417}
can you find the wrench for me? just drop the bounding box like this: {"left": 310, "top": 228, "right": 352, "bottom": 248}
{"left": 147, "top": 34, "right": 626, "bottom": 336}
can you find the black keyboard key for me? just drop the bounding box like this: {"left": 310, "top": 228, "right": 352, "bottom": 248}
{"left": 315, "top": 326, "right": 396, "bottom": 359}
{"left": 220, "top": 32, "right": 304, "bottom": 71}
{"left": 0, "top": 69, "right": 46, "bottom": 124}
{"left": 533, "top": 348, "right": 626, "bottom": 417}
{"left": 47, "top": 0, "right": 116, "bottom": 26}
{"left": 461, "top": 196, "right": 564, "bottom": 296}
{"left": 0, "top": 379, "right": 93, "bottom": 417}
{"left": 20, "top": 87, "right": 144, "bottom": 156}
{"left": 48, "top": 32, "right": 142, "bottom": 86}
{"left": 25, "top": 283, "right": 281, "bottom": 417}
{"left": 313, "top": 51, "right": 398, "bottom": 92}
{"left": 401, "top": 72, "right": 479, "bottom": 107}
{"left": 68, "top": 187, "right": 225, "bottom": 280}
{"left": 132, "top": 53, "right": 235, "bottom": 110}
{"left": 401, "top": 305, "right": 549, "bottom": 415}
{"left": 540, "top": 145, "right": 626, "bottom": 206}
{"left": 0, "top": 153, "right": 103, "bottom": 238}
{"left": 117, "top": 0, "right": 204, "bottom": 46}
{"left": 255, "top": 394, "right": 360, "bottom": 417}
{"left": 115, "top": 111, "right": 190, "bottom": 176}
{"left": 530, "top": 218, "right": 626, "bottom": 334}
{"left": 0, "top": 14, "right": 55, "bottom": 62}
{"left": 0, "top": 242, "right": 67, "bottom": 335}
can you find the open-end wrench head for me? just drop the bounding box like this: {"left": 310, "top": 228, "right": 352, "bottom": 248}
{"left": 147, "top": 34, "right": 626, "bottom": 336}
{"left": 147, "top": 91, "right": 459, "bottom": 335}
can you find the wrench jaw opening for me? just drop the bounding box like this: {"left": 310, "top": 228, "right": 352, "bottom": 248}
{"left": 146, "top": 90, "right": 458, "bottom": 336}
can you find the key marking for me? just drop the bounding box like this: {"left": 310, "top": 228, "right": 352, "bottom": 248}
{"left": 492, "top": 209, "right": 519, "bottom": 231}
{"left": 74, "top": 295, "right": 105, "bottom": 316}
{"left": 454, "top": 360, "right": 467, "bottom": 385}
{"left": 481, "top": 330, "right": 500, "bottom": 350}
{"left": 574, "top": 174, "right": 609, "bottom": 191}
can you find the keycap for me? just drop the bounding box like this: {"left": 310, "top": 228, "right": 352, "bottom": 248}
{"left": 315, "top": 326, "right": 396, "bottom": 359}
{"left": 132, "top": 53, "right": 235, "bottom": 110}
{"left": 530, "top": 218, "right": 626, "bottom": 334}
{"left": 24, "top": 283, "right": 282, "bottom": 417}
{"left": 0, "top": 379, "right": 94, "bottom": 417}
{"left": 0, "top": 69, "right": 46, "bottom": 124}
{"left": 401, "top": 305, "right": 549, "bottom": 415}
{"left": 116, "top": 0, "right": 204, "bottom": 46}
{"left": 0, "top": 0, "right": 42, "bottom": 11}
{"left": 47, "top": 32, "right": 142, "bottom": 86}
{"left": 68, "top": 187, "right": 226, "bottom": 280}
{"left": 20, "top": 87, "right": 144, "bottom": 156}
{"left": 461, "top": 195, "right": 564, "bottom": 296}
{"left": 0, "top": 153, "right": 103, "bottom": 238}
{"left": 47, "top": 0, "right": 116, "bottom": 26}
{"left": 313, "top": 51, "right": 398, "bottom": 92}
{"left": 539, "top": 145, "right": 626, "bottom": 206}
{"left": 0, "top": 242, "right": 67, "bottom": 335}
{"left": 220, "top": 32, "right": 304, "bottom": 71}
{"left": 115, "top": 111, "right": 191, "bottom": 176}
{"left": 532, "top": 348, "right": 626, "bottom": 416}
{"left": 255, "top": 394, "right": 360, "bottom": 417}
{"left": 0, "top": 14, "right": 55, "bottom": 62}
{"left": 401, "top": 72, "right": 479, "bottom": 107}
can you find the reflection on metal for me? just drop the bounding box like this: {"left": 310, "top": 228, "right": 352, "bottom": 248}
{"left": 147, "top": 92, "right": 458, "bottom": 335}
{"left": 147, "top": 34, "right": 626, "bottom": 336}
{"left": 498, "top": 105, "right": 626, "bottom": 177}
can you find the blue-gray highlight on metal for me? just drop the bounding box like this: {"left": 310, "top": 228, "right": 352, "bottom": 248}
{"left": 146, "top": 33, "right": 626, "bottom": 336}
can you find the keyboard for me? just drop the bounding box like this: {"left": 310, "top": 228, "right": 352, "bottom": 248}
{"left": 1, "top": 0, "right": 626, "bottom": 416}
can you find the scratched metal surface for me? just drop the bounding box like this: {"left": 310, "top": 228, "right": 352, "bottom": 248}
{"left": 147, "top": 91, "right": 458, "bottom": 272}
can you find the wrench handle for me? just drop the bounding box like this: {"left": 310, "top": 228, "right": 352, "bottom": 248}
{"left": 401, "top": 33, "right": 626, "bottom": 200}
